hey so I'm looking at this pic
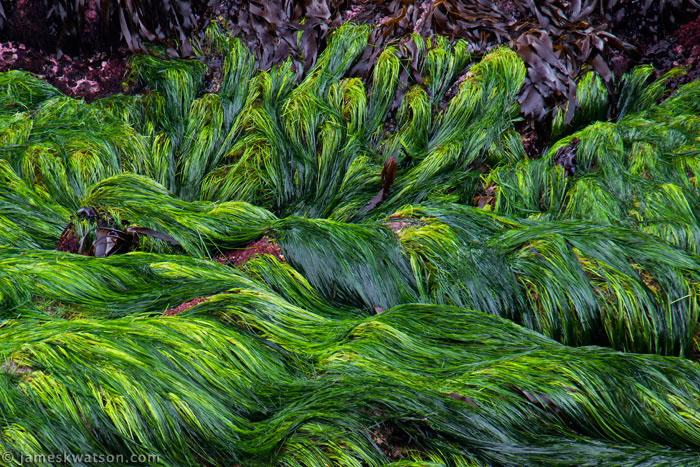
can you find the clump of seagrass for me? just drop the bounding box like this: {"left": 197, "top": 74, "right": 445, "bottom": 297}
{"left": 1, "top": 20, "right": 700, "bottom": 467}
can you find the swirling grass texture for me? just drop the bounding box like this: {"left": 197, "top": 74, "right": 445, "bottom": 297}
{"left": 2, "top": 22, "right": 700, "bottom": 466}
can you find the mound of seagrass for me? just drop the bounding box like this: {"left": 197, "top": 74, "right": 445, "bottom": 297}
{"left": 2, "top": 21, "right": 700, "bottom": 466}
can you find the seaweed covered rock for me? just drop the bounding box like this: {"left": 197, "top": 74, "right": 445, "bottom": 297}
{"left": 2, "top": 21, "right": 700, "bottom": 465}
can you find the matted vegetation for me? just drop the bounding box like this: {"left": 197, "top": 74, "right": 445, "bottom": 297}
{"left": 2, "top": 20, "right": 700, "bottom": 465}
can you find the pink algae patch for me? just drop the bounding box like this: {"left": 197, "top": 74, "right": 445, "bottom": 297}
{"left": 163, "top": 297, "right": 209, "bottom": 316}
{"left": 213, "top": 237, "right": 285, "bottom": 267}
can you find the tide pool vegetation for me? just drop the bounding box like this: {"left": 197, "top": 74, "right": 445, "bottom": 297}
{"left": 2, "top": 23, "right": 700, "bottom": 466}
